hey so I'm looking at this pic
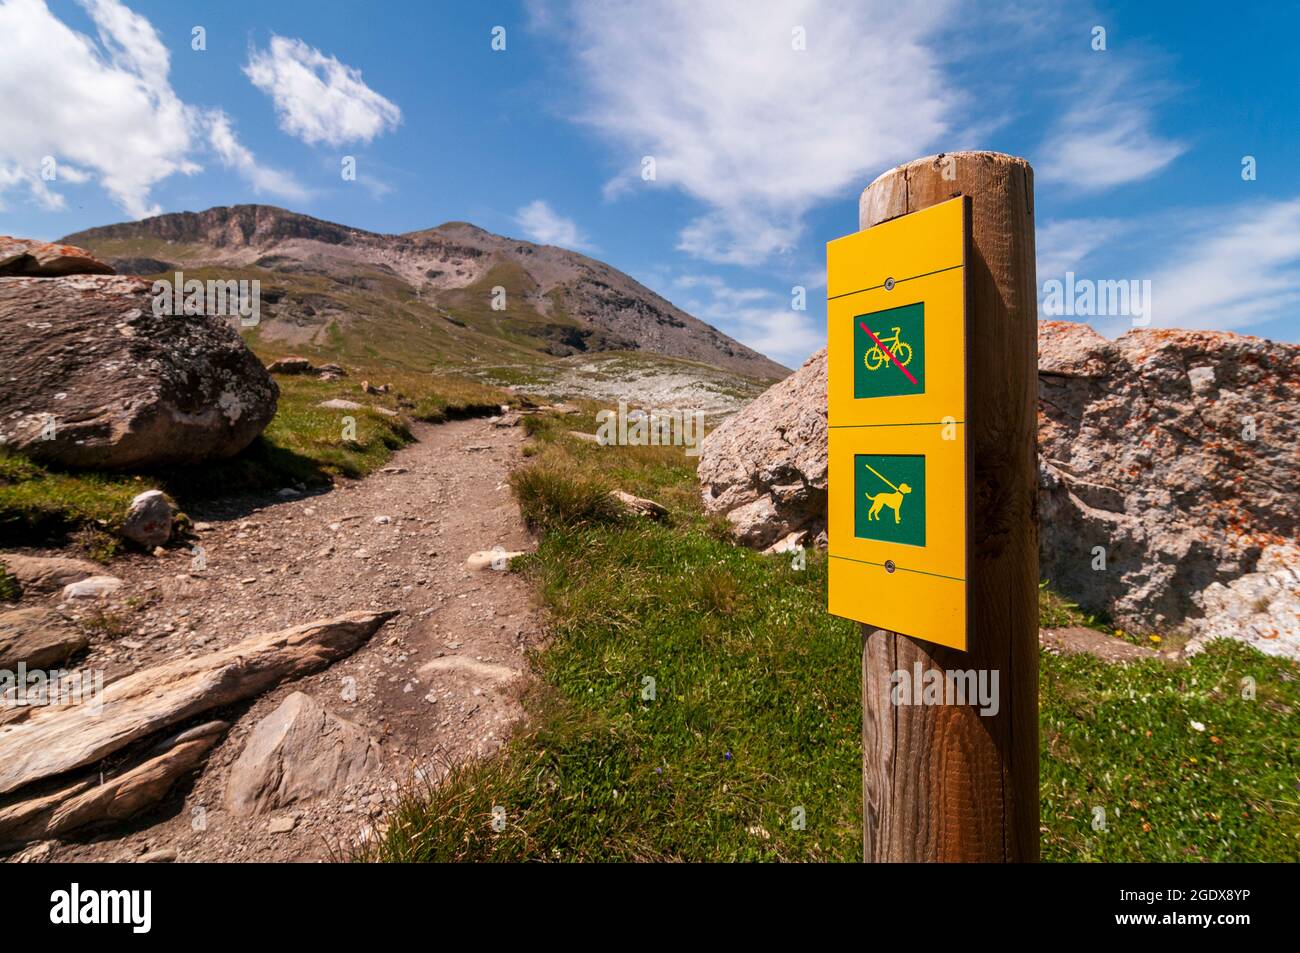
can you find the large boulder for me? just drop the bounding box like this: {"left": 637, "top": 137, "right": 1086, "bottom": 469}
{"left": 1036, "top": 322, "right": 1296, "bottom": 635}
{"left": 0, "top": 273, "right": 278, "bottom": 468}
{"left": 225, "top": 691, "right": 380, "bottom": 815}
{"left": 697, "top": 347, "right": 828, "bottom": 548}
{"left": 0, "top": 237, "right": 114, "bottom": 278}
{"left": 698, "top": 323, "right": 1299, "bottom": 645}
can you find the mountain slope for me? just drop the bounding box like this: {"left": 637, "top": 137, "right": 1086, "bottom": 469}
{"left": 62, "top": 205, "right": 789, "bottom": 381}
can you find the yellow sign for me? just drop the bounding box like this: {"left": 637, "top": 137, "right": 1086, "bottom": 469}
{"left": 826, "top": 197, "right": 969, "bottom": 650}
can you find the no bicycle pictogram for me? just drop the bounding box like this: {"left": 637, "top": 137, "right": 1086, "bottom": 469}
{"left": 853, "top": 302, "right": 925, "bottom": 399}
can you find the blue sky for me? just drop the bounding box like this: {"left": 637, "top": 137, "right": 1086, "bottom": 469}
{"left": 1, "top": 0, "right": 1296, "bottom": 368}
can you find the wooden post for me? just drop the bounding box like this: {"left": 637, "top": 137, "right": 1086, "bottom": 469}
{"left": 858, "top": 152, "right": 1039, "bottom": 862}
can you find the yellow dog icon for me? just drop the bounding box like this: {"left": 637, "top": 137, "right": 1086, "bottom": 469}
{"left": 865, "top": 484, "right": 911, "bottom": 524}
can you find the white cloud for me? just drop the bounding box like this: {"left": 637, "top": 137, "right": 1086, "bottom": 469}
{"left": 245, "top": 36, "right": 402, "bottom": 147}
{"left": 541, "top": 1, "right": 1192, "bottom": 263}
{"left": 515, "top": 200, "right": 593, "bottom": 251}
{"left": 206, "top": 111, "right": 311, "bottom": 203}
{"left": 675, "top": 275, "right": 822, "bottom": 367}
{"left": 1046, "top": 199, "right": 1300, "bottom": 339}
{"left": 1035, "top": 217, "right": 1127, "bottom": 282}
{"left": 0, "top": 0, "right": 302, "bottom": 218}
{"left": 1036, "top": 66, "right": 1186, "bottom": 191}
{"left": 1135, "top": 198, "right": 1300, "bottom": 335}
{"left": 548, "top": 0, "right": 963, "bottom": 266}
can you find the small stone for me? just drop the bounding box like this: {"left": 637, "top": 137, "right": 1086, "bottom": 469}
{"left": 122, "top": 490, "right": 176, "bottom": 548}
{"left": 61, "top": 576, "right": 123, "bottom": 600}
{"left": 137, "top": 849, "right": 178, "bottom": 863}
{"left": 267, "top": 816, "right": 296, "bottom": 834}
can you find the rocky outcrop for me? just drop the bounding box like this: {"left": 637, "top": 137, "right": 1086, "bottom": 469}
{"left": 698, "top": 347, "right": 828, "bottom": 548}
{"left": 0, "top": 554, "right": 102, "bottom": 594}
{"left": 0, "top": 272, "right": 278, "bottom": 469}
{"left": 0, "top": 721, "right": 225, "bottom": 844}
{"left": 1182, "top": 542, "right": 1300, "bottom": 660}
{"left": 267, "top": 356, "right": 346, "bottom": 380}
{"left": 1036, "top": 323, "right": 1296, "bottom": 635}
{"left": 0, "top": 237, "right": 113, "bottom": 277}
{"left": 0, "top": 609, "right": 397, "bottom": 796}
{"left": 0, "top": 608, "right": 88, "bottom": 670}
{"left": 698, "top": 323, "right": 1299, "bottom": 648}
{"left": 225, "top": 692, "right": 379, "bottom": 815}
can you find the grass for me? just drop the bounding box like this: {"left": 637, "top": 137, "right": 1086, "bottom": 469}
{"left": 371, "top": 413, "right": 1300, "bottom": 863}
{"left": 0, "top": 452, "right": 141, "bottom": 540}
{"left": 1037, "top": 580, "right": 1121, "bottom": 634}
{"left": 508, "top": 447, "right": 624, "bottom": 531}
{"left": 1041, "top": 641, "right": 1300, "bottom": 861}
{"left": 374, "top": 520, "right": 862, "bottom": 862}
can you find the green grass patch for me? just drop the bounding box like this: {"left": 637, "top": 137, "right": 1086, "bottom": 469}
{"left": 508, "top": 450, "right": 622, "bottom": 531}
{"left": 0, "top": 451, "right": 141, "bottom": 541}
{"left": 1041, "top": 641, "right": 1300, "bottom": 861}
{"left": 373, "top": 522, "right": 863, "bottom": 862}
{"left": 373, "top": 409, "right": 1300, "bottom": 863}
{"left": 1038, "top": 581, "right": 1109, "bottom": 632}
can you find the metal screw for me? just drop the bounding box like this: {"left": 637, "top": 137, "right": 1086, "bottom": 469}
{"left": 884, "top": 559, "right": 896, "bottom": 573}
{"left": 884, "top": 277, "right": 896, "bottom": 291}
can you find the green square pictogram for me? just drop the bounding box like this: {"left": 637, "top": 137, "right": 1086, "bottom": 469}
{"left": 852, "top": 302, "right": 925, "bottom": 399}
{"left": 854, "top": 454, "right": 926, "bottom": 547}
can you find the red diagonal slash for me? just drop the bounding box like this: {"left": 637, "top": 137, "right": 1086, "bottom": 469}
{"left": 859, "top": 322, "right": 918, "bottom": 385}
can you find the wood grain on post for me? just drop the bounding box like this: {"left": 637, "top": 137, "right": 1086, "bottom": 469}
{"left": 858, "top": 152, "right": 1039, "bottom": 862}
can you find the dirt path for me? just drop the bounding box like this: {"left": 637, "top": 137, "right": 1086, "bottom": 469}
{"left": 36, "top": 416, "right": 543, "bottom": 862}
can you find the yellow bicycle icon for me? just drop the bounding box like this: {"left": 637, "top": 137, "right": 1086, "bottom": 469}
{"left": 863, "top": 326, "right": 913, "bottom": 371}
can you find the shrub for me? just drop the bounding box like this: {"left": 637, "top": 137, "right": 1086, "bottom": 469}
{"left": 509, "top": 459, "right": 622, "bottom": 531}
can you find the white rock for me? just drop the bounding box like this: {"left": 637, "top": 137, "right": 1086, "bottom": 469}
{"left": 225, "top": 691, "right": 381, "bottom": 816}
{"left": 121, "top": 490, "right": 175, "bottom": 548}
{"left": 465, "top": 549, "right": 527, "bottom": 571}
{"left": 60, "top": 576, "right": 123, "bottom": 601}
